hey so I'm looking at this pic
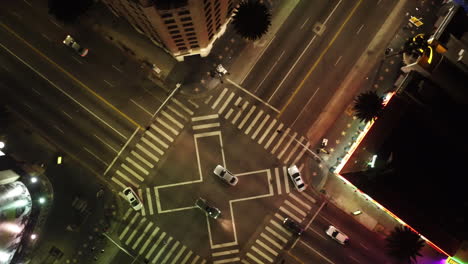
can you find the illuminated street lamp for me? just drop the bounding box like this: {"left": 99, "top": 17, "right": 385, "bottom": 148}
{"left": 0, "top": 141, "right": 5, "bottom": 149}
{"left": 30, "top": 177, "right": 38, "bottom": 183}
{"left": 30, "top": 234, "right": 37, "bottom": 240}
{"left": 38, "top": 197, "right": 46, "bottom": 204}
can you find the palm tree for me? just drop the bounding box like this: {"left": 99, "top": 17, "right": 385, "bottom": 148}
{"left": 231, "top": 0, "right": 272, "bottom": 41}
{"left": 353, "top": 91, "right": 384, "bottom": 123}
{"left": 48, "top": 0, "right": 93, "bottom": 24}
{"left": 386, "top": 226, "right": 425, "bottom": 264}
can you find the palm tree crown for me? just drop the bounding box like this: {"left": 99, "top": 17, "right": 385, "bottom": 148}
{"left": 232, "top": 0, "right": 272, "bottom": 41}
{"left": 353, "top": 91, "right": 384, "bottom": 123}
{"left": 386, "top": 226, "right": 425, "bottom": 264}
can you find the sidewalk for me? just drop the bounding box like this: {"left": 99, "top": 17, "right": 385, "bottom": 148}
{"left": 305, "top": 0, "right": 448, "bottom": 262}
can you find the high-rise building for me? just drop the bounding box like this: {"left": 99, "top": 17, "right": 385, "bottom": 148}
{"left": 102, "top": 0, "right": 237, "bottom": 61}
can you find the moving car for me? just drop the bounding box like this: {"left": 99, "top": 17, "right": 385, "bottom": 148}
{"left": 122, "top": 187, "right": 142, "bottom": 211}
{"left": 63, "top": 35, "right": 89, "bottom": 57}
{"left": 325, "top": 225, "right": 349, "bottom": 245}
{"left": 195, "top": 197, "right": 221, "bottom": 219}
{"left": 213, "top": 165, "right": 238, "bottom": 186}
{"left": 287, "top": 165, "right": 306, "bottom": 192}
{"left": 282, "top": 218, "right": 304, "bottom": 236}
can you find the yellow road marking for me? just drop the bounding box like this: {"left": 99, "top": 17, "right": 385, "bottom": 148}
{"left": 278, "top": 0, "right": 363, "bottom": 117}
{"left": 0, "top": 22, "right": 142, "bottom": 130}
{"left": 286, "top": 251, "right": 305, "bottom": 264}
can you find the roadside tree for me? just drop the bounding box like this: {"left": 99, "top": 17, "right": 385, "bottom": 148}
{"left": 232, "top": 0, "right": 272, "bottom": 41}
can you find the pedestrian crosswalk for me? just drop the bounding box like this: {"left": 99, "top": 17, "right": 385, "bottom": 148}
{"left": 204, "top": 88, "right": 310, "bottom": 166}
{"left": 110, "top": 97, "right": 197, "bottom": 190}
{"left": 241, "top": 192, "right": 316, "bottom": 264}
{"left": 118, "top": 208, "right": 206, "bottom": 264}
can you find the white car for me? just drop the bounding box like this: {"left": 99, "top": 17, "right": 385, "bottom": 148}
{"left": 325, "top": 225, "right": 349, "bottom": 245}
{"left": 122, "top": 187, "right": 142, "bottom": 211}
{"left": 287, "top": 165, "right": 306, "bottom": 192}
{"left": 63, "top": 35, "right": 89, "bottom": 57}
{"left": 213, "top": 165, "right": 238, "bottom": 186}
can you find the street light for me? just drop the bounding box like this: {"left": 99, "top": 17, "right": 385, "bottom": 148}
{"left": 0, "top": 141, "right": 5, "bottom": 149}
{"left": 38, "top": 197, "right": 46, "bottom": 204}
{"left": 30, "top": 177, "right": 38, "bottom": 183}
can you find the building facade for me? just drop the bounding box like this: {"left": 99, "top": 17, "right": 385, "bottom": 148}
{"left": 102, "top": 0, "right": 237, "bottom": 61}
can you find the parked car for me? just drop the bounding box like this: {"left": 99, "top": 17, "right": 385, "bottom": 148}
{"left": 213, "top": 165, "right": 238, "bottom": 186}
{"left": 287, "top": 165, "right": 306, "bottom": 192}
{"left": 282, "top": 218, "right": 304, "bottom": 236}
{"left": 195, "top": 197, "right": 221, "bottom": 219}
{"left": 63, "top": 35, "right": 89, "bottom": 57}
{"left": 325, "top": 225, "right": 349, "bottom": 245}
{"left": 122, "top": 187, "right": 142, "bottom": 211}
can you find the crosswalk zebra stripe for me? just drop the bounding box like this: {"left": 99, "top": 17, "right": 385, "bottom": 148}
{"left": 201, "top": 259, "right": 207, "bottom": 264}
{"left": 252, "top": 245, "right": 273, "bottom": 262}
{"left": 245, "top": 110, "right": 263, "bottom": 135}
{"left": 289, "top": 193, "right": 312, "bottom": 210}
{"left": 284, "top": 200, "right": 307, "bottom": 216}
{"left": 162, "top": 111, "right": 184, "bottom": 129}
{"left": 151, "top": 124, "right": 174, "bottom": 142}
{"left": 241, "top": 259, "right": 251, "bottom": 264}
{"left": 138, "top": 188, "right": 146, "bottom": 216}
{"left": 233, "top": 96, "right": 242, "bottom": 107}
{"left": 212, "top": 249, "right": 239, "bottom": 257}
{"left": 121, "top": 163, "right": 145, "bottom": 181}
{"left": 214, "top": 257, "right": 241, "bottom": 264}
{"left": 246, "top": 252, "right": 264, "bottom": 264}
{"left": 204, "top": 95, "right": 213, "bottom": 104}
{"left": 180, "top": 250, "right": 193, "bottom": 264}
{"left": 126, "top": 218, "right": 146, "bottom": 245}
{"left": 218, "top": 92, "right": 235, "bottom": 114}
{"left": 190, "top": 255, "right": 200, "bottom": 264}
{"left": 145, "top": 232, "right": 166, "bottom": 259}
{"left": 172, "top": 98, "right": 194, "bottom": 115}
{"left": 212, "top": 88, "right": 228, "bottom": 109}
{"left": 193, "top": 123, "right": 220, "bottom": 130}
{"left": 225, "top": 108, "right": 234, "bottom": 119}
{"left": 279, "top": 206, "right": 302, "bottom": 223}
{"left": 238, "top": 105, "right": 256, "bottom": 130}
{"left": 161, "top": 241, "right": 179, "bottom": 264}
{"left": 264, "top": 123, "right": 283, "bottom": 149}
{"left": 292, "top": 141, "right": 310, "bottom": 165}
{"left": 283, "top": 167, "right": 290, "bottom": 193}
{"left": 146, "top": 187, "right": 154, "bottom": 215}
{"left": 111, "top": 177, "right": 126, "bottom": 189}
{"left": 115, "top": 170, "right": 139, "bottom": 188}
{"left": 119, "top": 213, "right": 140, "bottom": 240}
{"left": 136, "top": 144, "right": 160, "bottom": 162}
{"left": 144, "top": 130, "right": 169, "bottom": 149}
{"left": 167, "top": 105, "right": 187, "bottom": 121}
{"left": 170, "top": 245, "right": 187, "bottom": 264}
{"left": 252, "top": 114, "right": 269, "bottom": 140}
{"left": 271, "top": 219, "right": 293, "bottom": 237}
{"left": 274, "top": 213, "right": 284, "bottom": 221}
{"left": 232, "top": 101, "right": 248, "bottom": 124}
{"left": 271, "top": 127, "right": 289, "bottom": 155}
{"left": 258, "top": 118, "right": 276, "bottom": 144}
{"left": 131, "top": 150, "right": 154, "bottom": 168}
{"left": 139, "top": 227, "right": 160, "bottom": 254}
{"left": 260, "top": 233, "right": 282, "bottom": 249}
{"left": 126, "top": 157, "right": 149, "bottom": 175}
{"left": 300, "top": 192, "right": 317, "bottom": 204}
{"left": 274, "top": 168, "right": 281, "bottom": 195}
{"left": 157, "top": 118, "right": 179, "bottom": 135}
{"left": 284, "top": 137, "right": 303, "bottom": 164}
{"left": 192, "top": 114, "right": 219, "bottom": 121}
{"left": 141, "top": 137, "right": 164, "bottom": 156}
{"left": 256, "top": 239, "right": 278, "bottom": 256}
{"left": 132, "top": 222, "right": 154, "bottom": 249}
{"left": 123, "top": 208, "right": 133, "bottom": 221}
{"left": 188, "top": 99, "right": 199, "bottom": 108}
{"left": 277, "top": 132, "right": 297, "bottom": 159}
{"left": 266, "top": 226, "right": 288, "bottom": 243}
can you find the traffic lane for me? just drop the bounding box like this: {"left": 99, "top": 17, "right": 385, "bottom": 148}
{"left": 0, "top": 49, "right": 128, "bottom": 155}
{"left": 264, "top": 0, "right": 364, "bottom": 110}
{"left": 240, "top": 0, "right": 331, "bottom": 90}
{"left": 279, "top": 0, "right": 398, "bottom": 132}
{"left": 0, "top": 29, "right": 137, "bottom": 139}
{"left": 0, "top": 15, "right": 152, "bottom": 129}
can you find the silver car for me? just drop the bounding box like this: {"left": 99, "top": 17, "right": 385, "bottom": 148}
{"left": 213, "top": 165, "right": 238, "bottom": 186}
{"left": 287, "top": 165, "right": 306, "bottom": 192}
{"left": 122, "top": 187, "right": 142, "bottom": 211}
{"left": 63, "top": 35, "right": 89, "bottom": 57}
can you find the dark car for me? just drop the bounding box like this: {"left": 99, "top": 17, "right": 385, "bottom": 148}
{"left": 195, "top": 198, "right": 221, "bottom": 219}
{"left": 282, "top": 217, "right": 304, "bottom": 236}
